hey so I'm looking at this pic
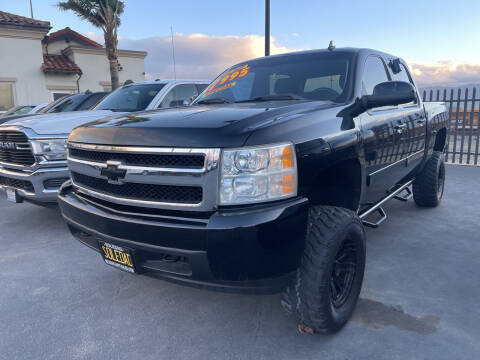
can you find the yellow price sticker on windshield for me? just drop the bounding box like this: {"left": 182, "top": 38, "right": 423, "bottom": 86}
{"left": 203, "top": 64, "right": 250, "bottom": 97}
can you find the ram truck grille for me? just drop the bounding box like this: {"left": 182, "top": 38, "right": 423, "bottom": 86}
{"left": 0, "top": 131, "right": 35, "bottom": 166}
{"left": 67, "top": 143, "right": 220, "bottom": 210}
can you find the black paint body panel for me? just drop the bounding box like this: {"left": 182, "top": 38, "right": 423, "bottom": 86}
{"left": 61, "top": 48, "right": 448, "bottom": 291}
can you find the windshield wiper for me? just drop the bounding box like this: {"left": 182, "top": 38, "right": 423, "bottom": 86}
{"left": 235, "top": 94, "right": 307, "bottom": 103}
{"left": 195, "top": 97, "right": 232, "bottom": 105}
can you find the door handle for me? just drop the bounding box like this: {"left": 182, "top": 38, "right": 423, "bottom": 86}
{"left": 416, "top": 118, "right": 426, "bottom": 124}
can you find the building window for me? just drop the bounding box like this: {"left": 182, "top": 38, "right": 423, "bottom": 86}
{"left": 51, "top": 91, "right": 73, "bottom": 101}
{"left": 0, "top": 83, "right": 14, "bottom": 111}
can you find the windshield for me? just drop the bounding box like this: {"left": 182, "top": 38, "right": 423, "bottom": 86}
{"left": 194, "top": 52, "right": 353, "bottom": 104}
{"left": 1, "top": 105, "right": 34, "bottom": 117}
{"left": 95, "top": 84, "right": 165, "bottom": 112}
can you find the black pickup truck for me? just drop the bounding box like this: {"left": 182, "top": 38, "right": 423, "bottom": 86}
{"left": 58, "top": 48, "right": 448, "bottom": 334}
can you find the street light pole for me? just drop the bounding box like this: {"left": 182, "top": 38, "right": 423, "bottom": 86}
{"left": 265, "top": 0, "right": 270, "bottom": 56}
{"left": 30, "top": 0, "right": 34, "bottom": 18}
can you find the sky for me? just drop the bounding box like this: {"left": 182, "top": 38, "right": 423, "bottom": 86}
{"left": 3, "top": 0, "right": 480, "bottom": 86}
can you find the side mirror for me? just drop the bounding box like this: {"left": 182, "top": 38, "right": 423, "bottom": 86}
{"left": 337, "top": 81, "right": 418, "bottom": 130}
{"left": 361, "top": 81, "right": 416, "bottom": 111}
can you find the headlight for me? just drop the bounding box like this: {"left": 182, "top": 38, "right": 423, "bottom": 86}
{"left": 30, "top": 138, "right": 68, "bottom": 160}
{"left": 219, "top": 143, "right": 297, "bottom": 205}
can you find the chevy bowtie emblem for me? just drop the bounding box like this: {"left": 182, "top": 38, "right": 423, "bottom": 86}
{"left": 100, "top": 161, "right": 127, "bottom": 184}
{"left": 0, "top": 142, "right": 17, "bottom": 150}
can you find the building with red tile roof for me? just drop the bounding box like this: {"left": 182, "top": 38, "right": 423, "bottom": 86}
{"left": 41, "top": 54, "right": 83, "bottom": 75}
{"left": 0, "top": 10, "right": 51, "bottom": 31}
{"left": 0, "top": 11, "right": 147, "bottom": 110}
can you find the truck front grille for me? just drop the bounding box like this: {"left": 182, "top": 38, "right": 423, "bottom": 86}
{"left": 0, "top": 131, "right": 35, "bottom": 166}
{"left": 0, "top": 175, "right": 34, "bottom": 192}
{"left": 69, "top": 148, "right": 205, "bottom": 169}
{"left": 68, "top": 143, "right": 220, "bottom": 210}
{"left": 43, "top": 178, "right": 70, "bottom": 190}
{"left": 71, "top": 172, "right": 203, "bottom": 204}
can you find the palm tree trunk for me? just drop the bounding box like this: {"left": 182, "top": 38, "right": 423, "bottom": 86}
{"left": 109, "top": 59, "right": 120, "bottom": 90}
{"left": 105, "top": 30, "right": 120, "bottom": 90}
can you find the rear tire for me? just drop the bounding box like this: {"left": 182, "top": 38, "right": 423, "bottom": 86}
{"left": 413, "top": 151, "right": 445, "bottom": 207}
{"left": 281, "top": 206, "right": 366, "bottom": 334}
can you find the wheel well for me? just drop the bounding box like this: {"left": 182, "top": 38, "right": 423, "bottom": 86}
{"left": 307, "top": 158, "right": 362, "bottom": 211}
{"left": 434, "top": 128, "right": 447, "bottom": 152}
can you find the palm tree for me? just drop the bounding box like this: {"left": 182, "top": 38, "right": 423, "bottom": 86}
{"left": 57, "top": 0, "right": 125, "bottom": 90}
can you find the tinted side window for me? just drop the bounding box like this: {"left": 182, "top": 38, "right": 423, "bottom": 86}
{"left": 77, "top": 93, "right": 107, "bottom": 110}
{"left": 392, "top": 64, "right": 413, "bottom": 84}
{"left": 49, "top": 99, "right": 74, "bottom": 113}
{"left": 196, "top": 84, "right": 208, "bottom": 94}
{"left": 362, "top": 57, "right": 389, "bottom": 95}
{"left": 159, "top": 84, "right": 199, "bottom": 108}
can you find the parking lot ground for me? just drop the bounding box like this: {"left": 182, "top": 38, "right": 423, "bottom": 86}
{"left": 0, "top": 164, "right": 479, "bottom": 360}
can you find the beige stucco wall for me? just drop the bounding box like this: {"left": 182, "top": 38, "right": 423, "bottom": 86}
{"left": 44, "top": 73, "right": 79, "bottom": 100}
{"left": 66, "top": 47, "right": 146, "bottom": 92}
{"left": 0, "top": 28, "right": 50, "bottom": 106}
{"left": 43, "top": 38, "right": 85, "bottom": 55}
{"left": 0, "top": 27, "right": 146, "bottom": 107}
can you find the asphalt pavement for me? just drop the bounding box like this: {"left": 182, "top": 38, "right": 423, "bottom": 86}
{"left": 0, "top": 164, "right": 479, "bottom": 360}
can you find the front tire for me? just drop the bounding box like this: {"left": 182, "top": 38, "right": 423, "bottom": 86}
{"left": 413, "top": 151, "right": 445, "bottom": 207}
{"left": 281, "top": 206, "right": 366, "bottom": 334}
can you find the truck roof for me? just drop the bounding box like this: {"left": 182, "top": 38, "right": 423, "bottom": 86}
{"left": 244, "top": 47, "right": 403, "bottom": 64}
{"left": 131, "top": 79, "right": 211, "bottom": 86}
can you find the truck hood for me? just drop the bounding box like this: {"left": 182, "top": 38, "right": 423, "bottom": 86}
{"left": 1, "top": 110, "right": 117, "bottom": 136}
{"left": 70, "top": 101, "right": 338, "bottom": 148}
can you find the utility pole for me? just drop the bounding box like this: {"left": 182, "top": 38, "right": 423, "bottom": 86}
{"left": 265, "top": 0, "right": 270, "bottom": 56}
{"left": 30, "top": 0, "right": 34, "bottom": 18}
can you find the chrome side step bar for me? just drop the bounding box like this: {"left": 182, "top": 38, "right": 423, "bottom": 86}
{"left": 359, "top": 180, "right": 414, "bottom": 228}
{"left": 394, "top": 186, "right": 413, "bottom": 202}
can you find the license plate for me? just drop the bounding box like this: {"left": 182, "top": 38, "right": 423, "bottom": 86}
{"left": 99, "top": 241, "right": 136, "bottom": 273}
{"left": 5, "top": 188, "right": 20, "bottom": 203}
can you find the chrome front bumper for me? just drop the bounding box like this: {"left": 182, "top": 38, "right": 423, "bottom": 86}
{"left": 0, "top": 165, "right": 69, "bottom": 202}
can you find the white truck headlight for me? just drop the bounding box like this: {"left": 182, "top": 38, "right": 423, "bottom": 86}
{"left": 30, "top": 138, "right": 68, "bottom": 161}
{"left": 219, "top": 143, "right": 297, "bottom": 205}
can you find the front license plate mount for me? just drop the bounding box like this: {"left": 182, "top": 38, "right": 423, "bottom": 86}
{"left": 99, "top": 241, "right": 136, "bottom": 273}
{"left": 4, "top": 188, "right": 21, "bottom": 203}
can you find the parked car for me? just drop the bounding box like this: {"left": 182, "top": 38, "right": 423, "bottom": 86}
{"left": 0, "top": 92, "right": 108, "bottom": 125}
{"left": 0, "top": 103, "right": 49, "bottom": 118}
{"left": 42, "top": 91, "right": 108, "bottom": 114}
{"left": 56, "top": 48, "right": 448, "bottom": 333}
{"left": 0, "top": 79, "right": 210, "bottom": 205}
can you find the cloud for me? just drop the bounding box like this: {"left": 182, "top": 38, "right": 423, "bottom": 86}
{"left": 112, "top": 33, "right": 298, "bottom": 80}
{"left": 408, "top": 60, "right": 480, "bottom": 86}
{"left": 85, "top": 31, "right": 103, "bottom": 43}
{"left": 84, "top": 32, "right": 480, "bottom": 87}
{"left": 84, "top": 32, "right": 124, "bottom": 43}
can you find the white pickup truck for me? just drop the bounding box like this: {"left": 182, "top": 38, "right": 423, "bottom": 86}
{"left": 0, "top": 79, "right": 209, "bottom": 205}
